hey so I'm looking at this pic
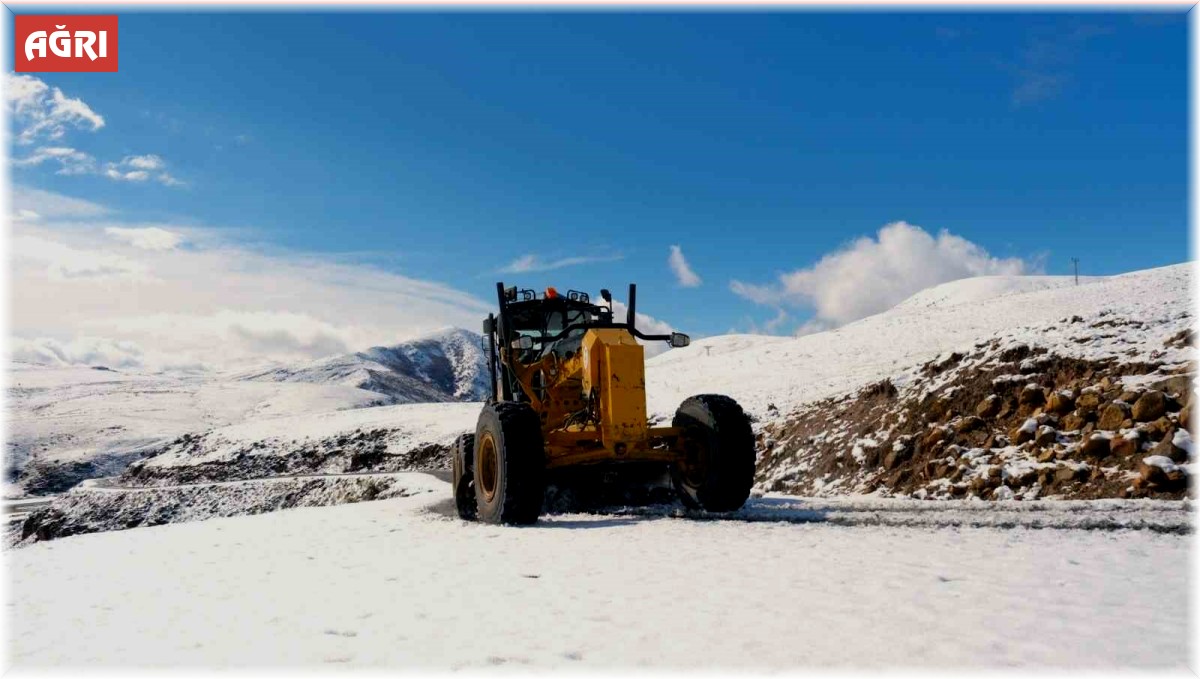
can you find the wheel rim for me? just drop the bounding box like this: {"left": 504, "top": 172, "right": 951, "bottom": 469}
{"left": 678, "top": 434, "right": 707, "bottom": 489}
{"left": 478, "top": 433, "right": 499, "bottom": 502}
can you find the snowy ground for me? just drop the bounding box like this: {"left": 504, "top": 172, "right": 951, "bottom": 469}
{"left": 7, "top": 473, "right": 1191, "bottom": 669}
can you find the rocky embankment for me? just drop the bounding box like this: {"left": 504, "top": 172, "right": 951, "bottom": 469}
{"left": 119, "top": 427, "right": 453, "bottom": 487}
{"left": 756, "top": 332, "right": 1194, "bottom": 501}
{"left": 11, "top": 474, "right": 425, "bottom": 546}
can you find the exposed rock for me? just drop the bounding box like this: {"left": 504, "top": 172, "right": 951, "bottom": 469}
{"left": 1118, "top": 389, "right": 1142, "bottom": 404}
{"left": 1018, "top": 384, "right": 1046, "bottom": 408}
{"left": 1111, "top": 433, "right": 1140, "bottom": 457}
{"left": 1149, "top": 429, "right": 1188, "bottom": 464}
{"left": 883, "top": 442, "right": 913, "bottom": 470}
{"left": 1144, "top": 417, "right": 1174, "bottom": 440}
{"left": 975, "top": 395, "right": 1001, "bottom": 419}
{"left": 1061, "top": 412, "right": 1086, "bottom": 432}
{"left": 1137, "top": 456, "right": 1184, "bottom": 489}
{"left": 955, "top": 416, "right": 984, "bottom": 434}
{"left": 1008, "top": 468, "right": 1039, "bottom": 487}
{"left": 1132, "top": 390, "right": 1168, "bottom": 423}
{"left": 1079, "top": 435, "right": 1111, "bottom": 459}
{"left": 1055, "top": 465, "right": 1083, "bottom": 483}
{"left": 1097, "top": 403, "right": 1130, "bottom": 431}
{"left": 921, "top": 427, "right": 948, "bottom": 451}
{"left": 996, "top": 399, "right": 1014, "bottom": 420}
{"left": 1036, "top": 448, "right": 1057, "bottom": 463}
{"left": 1151, "top": 374, "right": 1192, "bottom": 407}
{"left": 1011, "top": 418, "right": 1038, "bottom": 445}
{"left": 1045, "top": 390, "right": 1075, "bottom": 415}
{"left": 1034, "top": 425, "right": 1057, "bottom": 446}
{"left": 1181, "top": 403, "right": 1193, "bottom": 435}
{"left": 1075, "top": 391, "right": 1103, "bottom": 414}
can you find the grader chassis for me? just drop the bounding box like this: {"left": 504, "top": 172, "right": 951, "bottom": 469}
{"left": 452, "top": 282, "right": 756, "bottom": 524}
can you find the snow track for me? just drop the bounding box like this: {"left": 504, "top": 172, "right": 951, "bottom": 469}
{"left": 611, "top": 496, "right": 1191, "bottom": 533}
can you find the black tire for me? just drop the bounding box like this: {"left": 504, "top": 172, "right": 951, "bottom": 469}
{"left": 474, "top": 402, "right": 545, "bottom": 525}
{"left": 671, "top": 394, "right": 756, "bottom": 512}
{"left": 451, "top": 433, "right": 476, "bottom": 520}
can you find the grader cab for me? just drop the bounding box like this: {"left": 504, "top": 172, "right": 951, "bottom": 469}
{"left": 451, "top": 282, "right": 756, "bottom": 524}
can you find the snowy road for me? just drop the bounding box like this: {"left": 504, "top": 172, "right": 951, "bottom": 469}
{"left": 7, "top": 473, "right": 1192, "bottom": 669}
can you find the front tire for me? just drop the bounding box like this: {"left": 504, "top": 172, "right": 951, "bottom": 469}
{"left": 474, "top": 402, "right": 545, "bottom": 525}
{"left": 671, "top": 394, "right": 756, "bottom": 512}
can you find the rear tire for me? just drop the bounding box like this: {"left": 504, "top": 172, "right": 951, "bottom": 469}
{"left": 452, "top": 433, "right": 476, "bottom": 520}
{"left": 474, "top": 402, "right": 545, "bottom": 525}
{"left": 671, "top": 394, "right": 756, "bottom": 512}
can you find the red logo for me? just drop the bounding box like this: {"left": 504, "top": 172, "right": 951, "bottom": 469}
{"left": 15, "top": 15, "right": 118, "bottom": 72}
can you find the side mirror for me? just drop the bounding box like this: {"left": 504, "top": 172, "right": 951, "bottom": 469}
{"left": 669, "top": 332, "right": 690, "bottom": 348}
{"left": 510, "top": 336, "right": 534, "bottom": 350}
{"left": 482, "top": 317, "right": 496, "bottom": 335}
{"left": 600, "top": 289, "right": 612, "bottom": 305}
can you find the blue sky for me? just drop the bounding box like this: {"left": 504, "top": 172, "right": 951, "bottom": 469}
{"left": 7, "top": 10, "right": 1189, "bottom": 352}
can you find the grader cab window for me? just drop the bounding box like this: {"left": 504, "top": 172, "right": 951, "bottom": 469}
{"left": 508, "top": 305, "right": 599, "bottom": 360}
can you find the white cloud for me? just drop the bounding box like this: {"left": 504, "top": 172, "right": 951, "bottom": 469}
{"left": 6, "top": 73, "right": 104, "bottom": 144}
{"left": 667, "top": 245, "right": 702, "bottom": 288}
{"left": 608, "top": 299, "right": 676, "bottom": 358}
{"left": 13, "top": 336, "right": 144, "bottom": 369}
{"left": 499, "top": 252, "right": 623, "bottom": 274}
{"left": 731, "top": 221, "right": 1031, "bottom": 331}
{"left": 103, "top": 167, "right": 149, "bottom": 182}
{"left": 13, "top": 233, "right": 149, "bottom": 281}
{"left": 12, "top": 184, "right": 109, "bottom": 218}
{"left": 122, "top": 154, "right": 164, "bottom": 170}
{"left": 116, "top": 311, "right": 356, "bottom": 366}
{"left": 104, "top": 226, "right": 184, "bottom": 251}
{"left": 10, "top": 189, "right": 493, "bottom": 371}
{"left": 5, "top": 75, "right": 183, "bottom": 186}
{"left": 728, "top": 279, "right": 776, "bottom": 306}
{"left": 12, "top": 146, "right": 97, "bottom": 175}
{"left": 102, "top": 156, "right": 182, "bottom": 186}
{"left": 762, "top": 309, "right": 789, "bottom": 334}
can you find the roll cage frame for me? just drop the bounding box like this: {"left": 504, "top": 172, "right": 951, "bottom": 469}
{"left": 482, "top": 282, "right": 683, "bottom": 403}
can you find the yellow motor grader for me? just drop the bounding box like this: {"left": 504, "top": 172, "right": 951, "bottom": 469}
{"left": 452, "top": 282, "right": 756, "bottom": 524}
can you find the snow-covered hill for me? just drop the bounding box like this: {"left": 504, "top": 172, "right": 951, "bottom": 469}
{"left": 645, "top": 264, "right": 1191, "bottom": 419}
{"left": 890, "top": 273, "right": 1098, "bottom": 312}
{"left": 234, "top": 327, "right": 489, "bottom": 403}
{"left": 5, "top": 364, "right": 396, "bottom": 494}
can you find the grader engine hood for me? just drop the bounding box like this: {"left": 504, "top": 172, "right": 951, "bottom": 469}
{"left": 581, "top": 328, "right": 648, "bottom": 447}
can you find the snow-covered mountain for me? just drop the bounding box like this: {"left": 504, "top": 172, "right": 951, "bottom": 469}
{"left": 234, "top": 327, "right": 490, "bottom": 404}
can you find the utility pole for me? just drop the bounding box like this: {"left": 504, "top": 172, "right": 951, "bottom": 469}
{"left": 1071, "top": 257, "right": 1079, "bottom": 285}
